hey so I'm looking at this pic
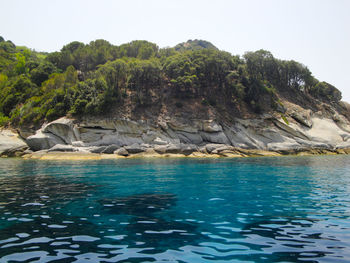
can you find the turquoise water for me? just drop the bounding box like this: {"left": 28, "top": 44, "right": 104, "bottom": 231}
{"left": 0, "top": 156, "right": 350, "bottom": 262}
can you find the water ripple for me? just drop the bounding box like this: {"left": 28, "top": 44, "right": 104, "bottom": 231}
{"left": 0, "top": 157, "right": 350, "bottom": 262}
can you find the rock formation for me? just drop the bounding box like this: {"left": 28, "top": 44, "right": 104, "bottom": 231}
{"left": 0, "top": 129, "right": 28, "bottom": 157}
{"left": 19, "top": 99, "right": 350, "bottom": 158}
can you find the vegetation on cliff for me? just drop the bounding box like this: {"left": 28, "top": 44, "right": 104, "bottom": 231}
{"left": 0, "top": 36, "right": 343, "bottom": 128}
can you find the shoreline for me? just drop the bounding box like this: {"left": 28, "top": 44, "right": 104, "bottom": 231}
{"left": 17, "top": 147, "right": 350, "bottom": 160}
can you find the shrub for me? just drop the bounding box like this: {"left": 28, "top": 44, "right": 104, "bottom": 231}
{"left": 0, "top": 113, "right": 9, "bottom": 126}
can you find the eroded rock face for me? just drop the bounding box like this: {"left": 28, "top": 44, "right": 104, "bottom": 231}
{"left": 42, "top": 117, "right": 78, "bottom": 144}
{"left": 0, "top": 129, "right": 28, "bottom": 157}
{"left": 26, "top": 130, "right": 65, "bottom": 151}
{"left": 21, "top": 106, "right": 350, "bottom": 155}
{"left": 291, "top": 111, "right": 313, "bottom": 128}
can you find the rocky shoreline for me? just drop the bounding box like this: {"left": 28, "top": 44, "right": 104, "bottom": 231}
{"left": 20, "top": 147, "right": 350, "bottom": 160}
{"left": 1, "top": 108, "right": 350, "bottom": 160}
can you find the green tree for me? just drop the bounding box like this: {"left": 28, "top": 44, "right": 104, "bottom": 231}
{"left": 15, "top": 53, "right": 26, "bottom": 74}
{"left": 310, "top": 81, "right": 341, "bottom": 102}
{"left": 30, "top": 62, "right": 56, "bottom": 85}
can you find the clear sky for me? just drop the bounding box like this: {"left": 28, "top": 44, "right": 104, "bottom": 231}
{"left": 1, "top": 0, "right": 349, "bottom": 102}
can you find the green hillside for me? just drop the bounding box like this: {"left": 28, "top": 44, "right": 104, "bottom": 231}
{"left": 0, "top": 37, "right": 342, "bottom": 127}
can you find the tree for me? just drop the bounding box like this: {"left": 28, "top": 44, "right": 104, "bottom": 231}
{"left": 125, "top": 58, "right": 161, "bottom": 104}
{"left": 0, "top": 40, "right": 16, "bottom": 53}
{"left": 244, "top": 50, "right": 279, "bottom": 84}
{"left": 119, "top": 40, "right": 159, "bottom": 59}
{"left": 61, "top": 41, "right": 85, "bottom": 53}
{"left": 97, "top": 59, "right": 128, "bottom": 91}
{"left": 15, "top": 53, "right": 26, "bottom": 74}
{"left": 30, "top": 62, "right": 56, "bottom": 85}
{"left": 311, "top": 81, "right": 341, "bottom": 102}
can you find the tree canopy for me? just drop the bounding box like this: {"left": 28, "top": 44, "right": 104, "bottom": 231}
{"left": 0, "top": 36, "right": 342, "bottom": 127}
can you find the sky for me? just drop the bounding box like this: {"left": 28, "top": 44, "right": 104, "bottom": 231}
{"left": 1, "top": 0, "right": 349, "bottom": 102}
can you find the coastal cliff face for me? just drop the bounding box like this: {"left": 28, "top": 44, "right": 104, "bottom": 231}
{"left": 1, "top": 38, "right": 350, "bottom": 158}
{"left": 11, "top": 98, "right": 349, "bottom": 158}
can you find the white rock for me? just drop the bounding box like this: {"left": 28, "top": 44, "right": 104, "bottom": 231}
{"left": 153, "top": 137, "right": 168, "bottom": 145}
{"left": 71, "top": 141, "right": 86, "bottom": 147}
{"left": 48, "top": 144, "right": 77, "bottom": 152}
{"left": 0, "top": 129, "right": 27, "bottom": 155}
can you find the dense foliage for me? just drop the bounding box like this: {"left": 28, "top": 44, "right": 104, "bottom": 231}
{"left": 0, "top": 37, "right": 342, "bottom": 127}
{"left": 174, "top": 39, "right": 218, "bottom": 52}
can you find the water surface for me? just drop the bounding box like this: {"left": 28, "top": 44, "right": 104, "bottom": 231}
{"left": 0, "top": 156, "right": 350, "bottom": 262}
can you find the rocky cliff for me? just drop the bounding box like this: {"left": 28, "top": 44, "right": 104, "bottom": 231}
{"left": 2, "top": 97, "right": 347, "bottom": 159}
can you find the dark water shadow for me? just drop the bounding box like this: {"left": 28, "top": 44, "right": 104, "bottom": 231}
{"left": 100, "top": 192, "right": 203, "bottom": 253}
{"left": 100, "top": 193, "right": 177, "bottom": 216}
{"left": 0, "top": 174, "right": 96, "bottom": 214}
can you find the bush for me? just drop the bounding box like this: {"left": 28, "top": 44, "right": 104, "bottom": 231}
{"left": 311, "top": 81, "right": 341, "bottom": 102}
{"left": 281, "top": 114, "right": 289, "bottom": 125}
{"left": 0, "top": 113, "right": 9, "bottom": 126}
{"left": 70, "top": 99, "right": 88, "bottom": 115}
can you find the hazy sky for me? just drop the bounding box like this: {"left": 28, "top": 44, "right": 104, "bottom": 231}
{"left": 1, "top": 0, "right": 349, "bottom": 102}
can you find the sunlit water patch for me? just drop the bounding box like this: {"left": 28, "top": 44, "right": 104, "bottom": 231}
{"left": 0, "top": 156, "right": 350, "bottom": 262}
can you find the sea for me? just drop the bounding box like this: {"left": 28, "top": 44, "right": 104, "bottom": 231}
{"left": 0, "top": 155, "right": 349, "bottom": 262}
